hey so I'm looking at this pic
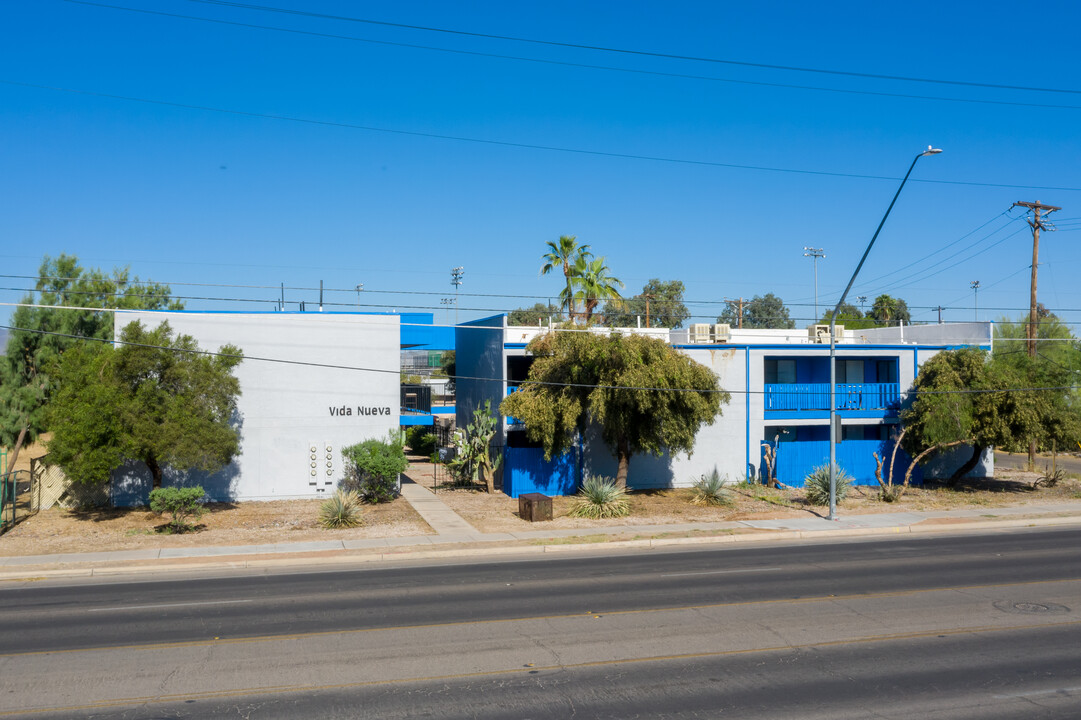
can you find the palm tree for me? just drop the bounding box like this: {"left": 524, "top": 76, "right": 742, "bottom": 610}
{"left": 574, "top": 256, "right": 624, "bottom": 324}
{"left": 540, "top": 235, "right": 591, "bottom": 322}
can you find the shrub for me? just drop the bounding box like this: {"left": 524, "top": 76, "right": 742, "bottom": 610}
{"left": 691, "top": 467, "right": 733, "bottom": 506}
{"left": 341, "top": 434, "right": 408, "bottom": 503}
{"left": 804, "top": 465, "right": 852, "bottom": 506}
{"left": 319, "top": 489, "right": 363, "bottom": 529}
{"left": 148, "top": 486, "right": 206, "bottom": 533}
{"left": 405, "top": 427, "right": 438, "bottom": 456}
{"left": 568, "top": 475, "right": 630, "bottom": 519}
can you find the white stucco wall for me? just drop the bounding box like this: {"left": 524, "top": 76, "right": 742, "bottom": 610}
{"left": 111, "top": 311, "right": 399, "bottom": 504}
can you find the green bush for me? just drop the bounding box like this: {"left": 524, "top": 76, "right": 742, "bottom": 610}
{"left": 804, "top": 465, "right": 852, "bottom": 506}
{"left": 405, "top": 426, "right": 438, "bottom": 456}
{"left": 691, "top": 467, "right": 733, "bottom": 506}
{"left": 148, "top": 486, "right": 206, "bottom": 533}
{"left": 568, "top": 475, "right": 630, "bottom": 519}
{"left": 319, "top": 489, "right": 363, "bottom": 529}
{"left": 341, "top": 434, "right": 408, "bottom": 503}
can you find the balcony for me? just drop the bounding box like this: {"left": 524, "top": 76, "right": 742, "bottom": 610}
{"left": 764, "top": 382, "right": 900, "bottom": 418}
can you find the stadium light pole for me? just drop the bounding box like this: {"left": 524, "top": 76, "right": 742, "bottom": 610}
{"left": 827, "top": 146, "right": 942, "bottom": 520}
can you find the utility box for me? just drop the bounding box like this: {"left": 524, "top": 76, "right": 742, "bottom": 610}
{"left": 519, "top": 492, "right": 553, "bottom": 522}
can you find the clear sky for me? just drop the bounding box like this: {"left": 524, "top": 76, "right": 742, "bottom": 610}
{"left": 2, "top": 0, "right": 1080, "bottom": 331}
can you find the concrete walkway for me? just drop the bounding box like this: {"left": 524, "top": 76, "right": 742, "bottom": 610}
{"left": 4, "top": 497, "right": 1081, "bottom": 579}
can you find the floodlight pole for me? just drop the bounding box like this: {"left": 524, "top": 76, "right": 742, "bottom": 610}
{"left": 828, "top": 146, "right": 941, "bottom": 520}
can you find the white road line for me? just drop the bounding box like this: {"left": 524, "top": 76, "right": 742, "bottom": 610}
{"left": 660, "top": 567, "right": 782, "bottom": 578}
{"left": 87, "top": 599, "right": 254, "bottom": 613}
{"left": 995, "top": 686, "right": 1081, "bottom": 699}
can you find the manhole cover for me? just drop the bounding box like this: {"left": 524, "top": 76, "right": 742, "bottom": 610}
{"left": 992, "top": 599, "right": 1071, "bottom": 615}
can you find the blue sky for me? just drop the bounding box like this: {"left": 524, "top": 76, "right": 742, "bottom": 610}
{"left": 2, "top": 0, "right": 1080, "bottom": 331}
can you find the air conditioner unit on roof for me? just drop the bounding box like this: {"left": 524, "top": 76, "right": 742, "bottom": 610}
{"left": 809, "top": 324, "right": 844, "bottom": 343}
{"left": 713, "top": 323, "right": 731, "bottom": 342}
{"left": 690, "top": 323, "right": 712, "bottom": 344}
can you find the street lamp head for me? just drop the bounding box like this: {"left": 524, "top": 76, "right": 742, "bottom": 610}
{"left": 922, "top": 146, "right": 943, "bottom": 156}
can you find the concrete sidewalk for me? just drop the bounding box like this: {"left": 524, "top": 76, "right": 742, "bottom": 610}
{"left": 4, "top": 496, "right": 1081, "bottom": 579}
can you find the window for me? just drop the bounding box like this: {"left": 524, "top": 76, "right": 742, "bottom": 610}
{"left": 835, "top": 359, "right": 864, "bottom": 384}
{"left": 765, "top": 358, "right": 797, "bottom": 384}
{"left": 876, "top": 360, "right": 897, "bottom": 384}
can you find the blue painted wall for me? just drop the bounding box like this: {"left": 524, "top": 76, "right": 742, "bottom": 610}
{"left": 503, "top": 447, "right": 581, "bottom": 498}
{"left": 762, "top": 437, "right": 923, "bottom": 487}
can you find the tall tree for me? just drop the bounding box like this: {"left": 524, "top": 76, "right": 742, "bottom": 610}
{"left": 45, "top": 320, "right": 243, "bottom": 489}
{"left": 900, "top": 347, "right": 1081, "bottom": 483}
{"left": 500, "top": 330, "right": 727, "bottom": 488}
{"left": 573, "top": 256, "right": 624, "bottom": 325}
{"left": 819, "top": 302, "right": 877, "bottom": 329}
{"left": 604, "top": 279, "right": 690, "bottom": 329}
{"left": 507, "top": 303, "right": 560, "bottom": 326}
{"left": 869, "top": 294, "right": 911, "bottom": 326}
{"left": 0, "top": 255, "right": 181, "bottom": 475}
{"left": 540, "top": 235, "right": 591, "bottom": 322}
{"left": 718, "top": 293, "right": 795, "bottom": 329}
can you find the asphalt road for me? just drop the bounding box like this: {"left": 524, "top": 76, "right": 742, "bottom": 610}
{"left": 3, "top": 528, "right": 1081, "bottom": 718}
{"left": 996, "top": 449, "right": 1081, "bottom": 475}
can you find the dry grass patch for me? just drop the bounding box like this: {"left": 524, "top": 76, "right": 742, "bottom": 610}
{"left": 0, "top": 497, "right": 433, "bottom": 556}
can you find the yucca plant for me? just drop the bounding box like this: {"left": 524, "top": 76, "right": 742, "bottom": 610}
{"left": 804, "top": 464, "right": 852, "bottom": 506}
{"left": 568, "top": 475, "right": 630, "bottom": 519}
{"left": 691, "top": 467, "right": 733, "bottom": 506}
{"left": 319, "top": 489, "right": 363, "bottom": 529}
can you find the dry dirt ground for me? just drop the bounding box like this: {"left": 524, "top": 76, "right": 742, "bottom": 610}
{"left": 404, "top": 459, "right": 1081, "bottom": 534}
{"left": 0, "top": 498, "right": 432, "bottom": 558}
{"left": 3, "top": 453, "right": 1080, "bottom": 557}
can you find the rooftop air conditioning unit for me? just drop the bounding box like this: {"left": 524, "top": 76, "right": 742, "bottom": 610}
{"left": 713, "top": 323, "right": 731, "bottom": 343}
{"left": 809, "top": 324, "right": 844, "bottom": 343}
{"left": 690, "top": 323, "right": 712, "bottom": 344}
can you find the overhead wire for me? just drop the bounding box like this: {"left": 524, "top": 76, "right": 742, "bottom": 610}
{"left": 4, "top": 79, "right": 1080, "bottom": 193}
{"left": 2, "top": 321, "right": 1076, "bottom": 396}
{"left": 182, "top": 0, "right": 1081, "bottom": 97}
{"left": 58, "top": 1, "right": 1081, "bottom": 112}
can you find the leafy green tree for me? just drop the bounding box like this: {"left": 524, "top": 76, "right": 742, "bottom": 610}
{"left": 819, "top": 302, "right": 877, "bottom": 329}
{"left": 540, "top": 235, "right": 591, "bottom": 323}
{"left": 440, "top": 350, "right": 456, "bottom": 393}
{"left": 1, "top": 255, "right": 181, "bottom": 475}
{"left": 500, "top": 330, "right": 727, "bottom": 488}
{"left": 718, "top": 293, "right": 795, "bottom": 329}
{"left": 573, "top": 256, "right": 624, "bottom": 325}
{"left": 508, "top": 303, "right": 560, "bottom": 326}
{"left": 45, "top": 321, "right": 242, "bottom": 489}
{"left": 869, "top": 294, "right": 911, "bottom": 326}
{"left": 604, "top": 279, "right": 691, "bottom": 329}
{"left": 900, "top": 347, "right": 1081, "bottom": 484}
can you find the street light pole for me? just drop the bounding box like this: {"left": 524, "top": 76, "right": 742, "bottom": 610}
{"left": 803, "top": 247, "right": 825, "bottom": 321}
{"left": 827, "top": 146, "right": 942, "bottom": 521}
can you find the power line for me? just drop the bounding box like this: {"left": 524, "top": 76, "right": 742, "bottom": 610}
{"left": 59, "top": 1, "right": 1081, "bottom": 112}
{"left": 182, "top": 0, "right": 1081, "bottom": 97}
{"left": 5, "top": 79, "right": 1081, "bottom": 193}
{"left": 2, "top": 321, "right": 1076, "bottom": 396}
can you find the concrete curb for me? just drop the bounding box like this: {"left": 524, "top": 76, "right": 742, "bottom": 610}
{"left": 4, "top": 513, "right": 1081, "bottom": 582}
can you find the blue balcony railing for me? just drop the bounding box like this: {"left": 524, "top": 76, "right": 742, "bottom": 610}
{"left": 764, "top": 382, "right": 900, "bottom": 412}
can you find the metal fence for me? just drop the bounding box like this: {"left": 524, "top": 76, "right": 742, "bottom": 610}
{"left": 1, "top": 470, "right": 38, "bottom": 534}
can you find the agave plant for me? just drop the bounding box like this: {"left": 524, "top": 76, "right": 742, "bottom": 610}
{"left": 569, "top": 475, "right": 630, "bottom": 519}
{"left": 319, "top": 489, "right": 363, "bottom": 529}
{"left": 691, "top": 467, "right": 733, "bottom": 506}
{"left": 804, "top": 464, "right": 852, "bottom": 506}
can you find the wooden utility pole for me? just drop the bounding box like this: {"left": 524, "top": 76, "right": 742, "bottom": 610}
{"left": 723, "top": 297, "right": 745, "bottom": 329}
{"left": 1012, "top": 200, "right": 1061, "bottom": 358}
{"left": 1012, "top": 200, "right": 1061, "bottom": 470}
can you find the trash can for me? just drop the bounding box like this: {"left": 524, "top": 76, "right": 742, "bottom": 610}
{"left": 518, "top": 492, "right": 552, "bottom": 522}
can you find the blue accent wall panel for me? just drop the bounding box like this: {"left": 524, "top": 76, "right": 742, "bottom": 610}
{"left": 503, "top": 447, "right": 581, "bottom": 498}
{"left": 763, "top": 438, "right": 923, "bottom": 487}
